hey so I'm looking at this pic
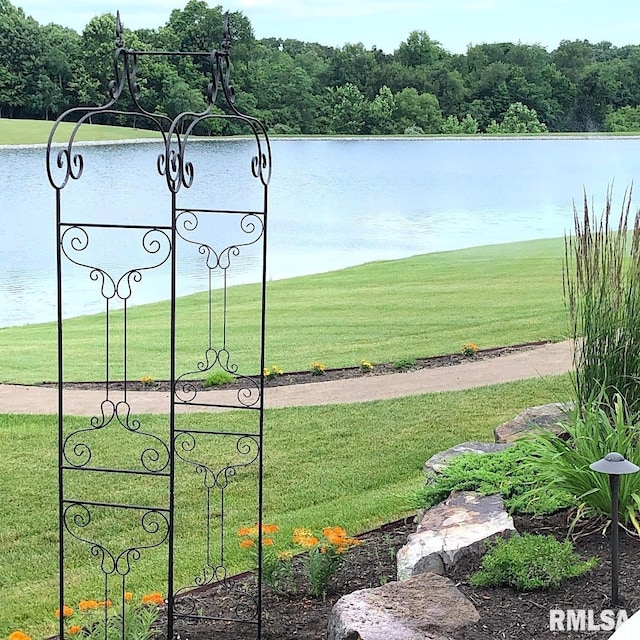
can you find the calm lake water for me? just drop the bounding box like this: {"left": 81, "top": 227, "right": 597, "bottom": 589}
{"left": 2, "top": 137, "right": 640, "bottom": 328}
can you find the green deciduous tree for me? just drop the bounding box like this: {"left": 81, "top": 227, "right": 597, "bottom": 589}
{"left": 486, "top": 101, "right": 547, "bottom": 133}
{"left": 394, "top": 87, "right": 443, "bottom": 133}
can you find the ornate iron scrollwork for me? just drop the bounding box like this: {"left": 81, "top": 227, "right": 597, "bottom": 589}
{"left": 50, "top": 12, "right": 269, "bottom": 640}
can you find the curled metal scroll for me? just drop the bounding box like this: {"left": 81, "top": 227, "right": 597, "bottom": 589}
{"left": 63, "top": 503, "right": 170, "bottom": 576}
{"left": 176, "top": 210, "right": 264, "bottom": 270}
{"left": 63, "top": 401, "right": 170, "bottom": 473}
{"left": 60, "top": 227, "right": 172, "bottom": 300}
{"left": 173, "top": 580, "right": 258, "bottom": 622}
{"left": 175, "top": 433, "right": 259, "bottom": 489}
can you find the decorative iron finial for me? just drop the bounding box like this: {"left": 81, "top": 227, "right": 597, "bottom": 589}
{"left": 221, "top": 13, "right": 231, "bottom": 53}
{"left": 115, "top": 10, "right": 124, "bottom": 48}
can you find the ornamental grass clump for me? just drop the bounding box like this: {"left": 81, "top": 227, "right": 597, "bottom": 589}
{"left": 294, "top": 526, "right": 362, "bottom": 597}
{"left": 470, "top": 533, "right": 596, "bottom": 590}
{"left": 564, "top": 187, "right": 640, "bottom": 421}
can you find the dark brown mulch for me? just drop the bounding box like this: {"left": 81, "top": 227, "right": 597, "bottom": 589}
{"left": 164, "top": 510, "right": 640, "bottom": 640}
{"left": 51, "top": 341, "right": 550, "bottom": 391}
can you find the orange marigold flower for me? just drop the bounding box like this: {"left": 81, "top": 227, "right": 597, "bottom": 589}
{"left": 240, "top": 538, "right": 255, "bottom": 549}
{"left": 9, "top": 631, "right": 31, "bottom": 640}
{"left": 97, "top": 600, "right": 112, "bottom": 608}
{"left": 323, "top": 526, "right": 347, "bottom": 539}
{"left": 141, "top": 592, "right": 164, "bottom": 606}
{"left": 67, "top": 626, "right": 82, "bottom": 635}
{"left": 237, "top": 526, "right": 252, "bottom": 536}
{"left": 55, "top": 605, "right": 74, "bottom": 618}
{"left": 124, "top": 592, "right": 133, "bottom": 601}
{"left": 262, "top": 538, "right": 274, "bottom": 546}
{"left": 297, "top": 535, "right": 319, "bottom": 548}
{"left": 262, "top": 524, "right": 279, "bottom": 534}
{"left": 78, "top": 600, "right": 98, "bottom": 611}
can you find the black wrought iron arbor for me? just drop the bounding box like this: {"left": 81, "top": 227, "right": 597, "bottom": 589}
{"left": 46, "top": 13, "right": 270, "bottom": 639}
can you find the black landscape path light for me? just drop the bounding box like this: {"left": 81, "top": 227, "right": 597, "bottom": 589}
{"left": 589, "top": 452, "right": 640, "bottom": 606}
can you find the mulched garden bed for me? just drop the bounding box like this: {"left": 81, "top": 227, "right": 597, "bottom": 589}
{"left": 162, "top": 509, "right": 640, "bottom": 640}
{"left": 51, "top": 341, "right": 551, "bottom": 392}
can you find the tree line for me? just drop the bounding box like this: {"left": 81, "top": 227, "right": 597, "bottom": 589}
{"left": 2, "top": 0, "right": 640, "bottom": 134}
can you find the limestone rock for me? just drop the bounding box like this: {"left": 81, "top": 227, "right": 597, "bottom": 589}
{"left": 327, "top": 572, "right": 479, "bottom": 640}
{"left": 494, "top": 402, "right": 571, "bottom": 443}
{"left": 397, "top": 491, "right": 515, "bottom": 581}
{"left": 423, "top": 441, "right": 512, "bottom": 481}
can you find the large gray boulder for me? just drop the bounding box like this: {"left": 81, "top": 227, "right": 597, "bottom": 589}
{"left": 397, "top": 491, "right": 515, "bottom": 581}
{"left": 327, "top": 571, "right": 479, "bottom": 640}
{"left": 494, "top": 402, "right": 571, "bottom": 443}
{"left": 423, "top": 441, "right": 512, "bottom": 481}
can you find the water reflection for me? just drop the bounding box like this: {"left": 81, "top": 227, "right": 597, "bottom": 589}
{"left": 1, "top": 137, "right": 640, "bottom": 328}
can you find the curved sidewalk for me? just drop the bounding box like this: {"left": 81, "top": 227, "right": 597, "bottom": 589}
{"left": 0, "top": 341, "right": 572, "bottom": 416}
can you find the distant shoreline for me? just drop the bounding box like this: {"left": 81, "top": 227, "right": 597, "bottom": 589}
{"left": 4, "top": 132, "right": 640, "bottom": 150}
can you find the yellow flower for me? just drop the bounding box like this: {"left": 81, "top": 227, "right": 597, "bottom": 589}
{"left": 124, "top": 592, "right": 133, "bottom": 601}
{"left": 141, "top": 592, "right": 164, "bottom": 606}
{"left": 68, "top": 626, "right": 82, "bottom": 635}
{"left": 78, "top": 600, "right": 98, "bottom": 611}
{"left": 240, "top": 538, "right": 255, "bottom": 549}
{"left": 278, "top": 551, "right": 293, "bottom": 560}
{"left": 55, "top": 605, "right": 74, "bottom": 618}
{"left": 293, "top": 527, "right": 313, "bottom": 541}
{"left": 9, "top": 631, "right": 32, "bottom": 640}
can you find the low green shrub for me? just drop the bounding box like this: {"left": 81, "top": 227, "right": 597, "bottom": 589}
{"left": 470, "top": 533, "right": 597, "bottom": 590}
{"left": 413, "top": 441, "right": 571, "bottom": 515}
{"left": 203, "top": 370, "right": 237, "bottom": 387}
{"left": 391, "top": 356, "right": 416, "bottom": 370}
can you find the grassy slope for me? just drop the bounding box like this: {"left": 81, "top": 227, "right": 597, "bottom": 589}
{"left": 0, "top": 118, "right": 161, "bottom": 145}
{"left": 0, "top": 374, "right": 570, "bottom": 637}
{"left": 0, "top": 237, "right": 568, "bottom": 384}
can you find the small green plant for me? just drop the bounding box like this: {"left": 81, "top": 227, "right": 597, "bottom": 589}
{"left": 461, "top": 342, "right": 479, "bottom": 356}
{"left": 139, "top": 375, "right": 155, "bottom": 387}
{"left": 470, "top": 533, "right": 596, "bottom": 590}
{"left": 413, "top": 441, "right": 571, "bottom": 515}
{"left": 293, "top": 526, "right": 362, "bottom": 597}
{"left": 391, "top": 356, "right": 416, "bottom": 370}
{"left": 203, "top": 370, "right": 237, "bottom": 387}
{"left": 264, "top": 365, "right": 284, "bottom": 381}
{"left": 52, "top": 593, "right": 163, "bottom": 640}
{"left": 238, "top": 524, "right": 292, "bottom": 593}
{"left": 359, "top": 360, "right": 374, "bottom": 373}
{"left": 310, "top": 361, "right": 326, "bottom": 376}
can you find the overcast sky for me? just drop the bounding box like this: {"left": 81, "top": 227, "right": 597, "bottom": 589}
{"left": 14, "top": 0, "right": 640, "bottom": 54}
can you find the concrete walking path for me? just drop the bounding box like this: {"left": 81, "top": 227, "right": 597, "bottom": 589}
{"left": 0, "top": 341, "right": 573, "bottom": 416}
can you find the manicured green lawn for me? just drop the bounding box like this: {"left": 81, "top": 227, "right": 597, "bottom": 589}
{"left": 0, "top": 118, "right": 161, "bottom": 146}
{"left": 0, "top": 374, "right": 570, "bottom": 637}
{"left": 0, "top": 237, "right": 568, "bottom": 384}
